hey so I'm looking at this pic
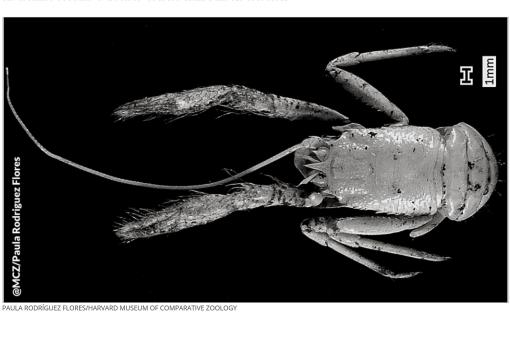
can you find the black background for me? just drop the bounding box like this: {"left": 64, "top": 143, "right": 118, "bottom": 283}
{"left": 4, "top": 18, "right": 507, "bottom": 302}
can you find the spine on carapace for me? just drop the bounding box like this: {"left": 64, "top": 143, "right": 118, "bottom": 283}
{"left": 115, "top": 183, "right": 309, "bottom": 242}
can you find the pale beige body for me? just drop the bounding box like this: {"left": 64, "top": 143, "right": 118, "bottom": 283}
{"left": 325, "top": 126, "right": 444, "bottom": 216}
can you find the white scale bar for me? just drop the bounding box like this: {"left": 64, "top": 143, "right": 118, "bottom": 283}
{"left": 482, "top": 56, "right": 496, "bottom": 88}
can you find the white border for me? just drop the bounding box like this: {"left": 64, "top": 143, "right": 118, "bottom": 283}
{"left": 0, "top": 0, "right": 507, "bottom": 17}
{"left": 1, "top": 1, "right": 509, "bottom": 339}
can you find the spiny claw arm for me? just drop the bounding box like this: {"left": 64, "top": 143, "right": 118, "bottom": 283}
{"left": 114, "top": 85, "right": 349, "bottom": 123}
{"left": 115, "top": 182, "right": 313, "bottom": 242}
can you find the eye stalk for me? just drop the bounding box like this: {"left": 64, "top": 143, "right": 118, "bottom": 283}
{"left": 438, "top": 123, "right": 498, "bottom": 221}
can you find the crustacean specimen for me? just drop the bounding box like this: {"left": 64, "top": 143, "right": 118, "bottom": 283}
{"left": 6, "top": 45, "right": 498, "bottom": 278}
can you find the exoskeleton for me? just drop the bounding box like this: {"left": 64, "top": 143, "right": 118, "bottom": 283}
{"left": 6, "top": 45, "right": 498, "bottom": 278}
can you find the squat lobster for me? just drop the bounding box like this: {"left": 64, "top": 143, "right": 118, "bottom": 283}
{"left": 7, "top": 45, "right": 498, "bottom": 279}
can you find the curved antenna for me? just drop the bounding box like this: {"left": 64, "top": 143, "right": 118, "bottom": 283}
{"left": 5, "top": 68, "right": 304, "bottom": 190}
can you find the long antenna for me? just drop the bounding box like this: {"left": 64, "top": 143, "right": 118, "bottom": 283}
{"left": 5, "top": 68, "right": 304, "bottom": 190}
